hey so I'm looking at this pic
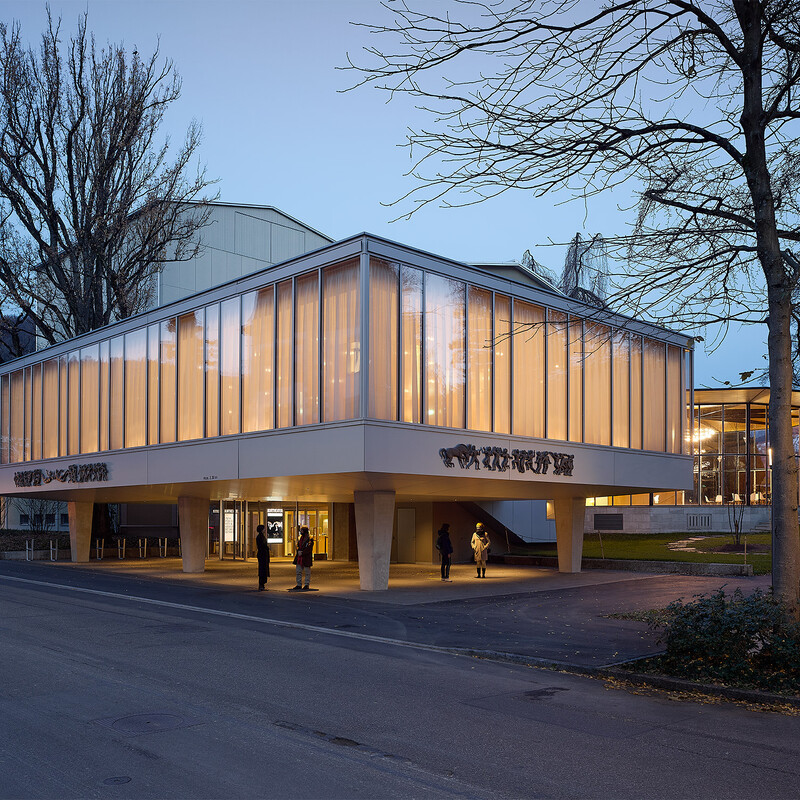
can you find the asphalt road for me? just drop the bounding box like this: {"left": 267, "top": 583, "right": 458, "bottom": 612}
{"left": 1, "top": 564, "right": 798, "bottom": 799}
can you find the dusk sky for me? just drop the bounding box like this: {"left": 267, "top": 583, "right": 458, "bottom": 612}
{"left": 1, "top": 0, "right": 768, "bottom": 386}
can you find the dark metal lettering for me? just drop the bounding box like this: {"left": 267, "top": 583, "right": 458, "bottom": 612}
{"left": 440, "top": 445, "right": 572, "bottom": 477}
{"left": 13, "top": 462, "right": 110, "bottom": 487}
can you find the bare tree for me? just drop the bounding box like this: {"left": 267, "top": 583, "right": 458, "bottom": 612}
{"left": 18, "top": 496, "right": 60, "bottom": 537}
{"left": 350, "top": 0, "right": 800, "bottom": 614}
{"left": 0, "top": 10, "right": 216, "bottom": 349}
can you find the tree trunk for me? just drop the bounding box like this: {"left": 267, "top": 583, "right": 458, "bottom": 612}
{"left": 767, "top": 292, "right": 800, "bottom": 616}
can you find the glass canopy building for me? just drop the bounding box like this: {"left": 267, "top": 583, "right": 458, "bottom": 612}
{"left": 0, "top": 234, "right": 693, "bottom": 588}
{"left": 584, "top": 387, "right": 800, "bottom": 535}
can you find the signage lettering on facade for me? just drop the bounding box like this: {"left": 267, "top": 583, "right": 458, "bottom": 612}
{"left": 438, "top": 444, "right": 574, "bottom": 476}
{"left": 13, "top": 462, "right": 110, "bottom": 487}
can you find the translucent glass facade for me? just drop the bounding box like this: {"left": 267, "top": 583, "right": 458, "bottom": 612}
{"left": 367, "top": 258, "right": 688, "bottom": 453}
{"left": 0, "top": 251, "right": 689, "bottom": 465}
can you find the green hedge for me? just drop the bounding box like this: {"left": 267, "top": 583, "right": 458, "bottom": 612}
{"left": 647, "top": 588, "right": 800, "bottom": 693}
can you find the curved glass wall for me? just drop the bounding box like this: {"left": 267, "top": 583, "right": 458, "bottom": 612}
{"left": 590, "top": 400, "right": 800, "bottom": 507}
{"left": 0, "top": 252, "right": 689, "bottom": 464}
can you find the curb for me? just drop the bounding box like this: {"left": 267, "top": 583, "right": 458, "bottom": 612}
{"left": 456, "top": 646, "right": 800, "bottom": 708}
{"left": 489, "top": 554, "right": 754, "bottom": 576}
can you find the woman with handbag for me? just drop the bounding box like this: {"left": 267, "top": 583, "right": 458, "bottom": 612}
{"left": 289, "top": 526, "right": 314, "bottom": 591}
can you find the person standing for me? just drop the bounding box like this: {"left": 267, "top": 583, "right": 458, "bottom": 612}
{"left": 255, "top": 524, "right": 271, "bottom": 591}
{"left": 436, "top": 523, "right": 453, "bottom": 582}
{"left": 471, "top": 522, "right": 491, "bottom": 578}
{"left": 290, "top": 526, "right": 314, "bottom": 591}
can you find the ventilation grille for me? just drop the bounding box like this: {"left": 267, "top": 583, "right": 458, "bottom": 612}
{"left": 686, "top": 514, "right": 712, "bottom": 530}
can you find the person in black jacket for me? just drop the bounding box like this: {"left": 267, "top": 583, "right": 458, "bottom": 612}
{"left": 255, "top": 524, "right": 271, "bottom": 590}
{"left": 436, "top": 523, "right": 454, "bottom": 582}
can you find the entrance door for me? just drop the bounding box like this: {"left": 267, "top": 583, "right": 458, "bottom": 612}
{"left": 219, "top": 500, "right": 246, "bottom": 560}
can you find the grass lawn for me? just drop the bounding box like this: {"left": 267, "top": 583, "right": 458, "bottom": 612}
{"left": 513, "top": 532, "right": 772, "bottom": 575}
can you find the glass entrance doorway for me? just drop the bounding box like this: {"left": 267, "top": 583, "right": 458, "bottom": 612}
{"left": 283, "top": 506, "right": 329, "bottom": 559}
{"left": 211, "top": 501, "right": 330, "bottom": 561}
{"left": 212, "top": 500, "right": 247, "bottom": 560}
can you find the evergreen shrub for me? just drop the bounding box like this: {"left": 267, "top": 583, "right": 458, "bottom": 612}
{"left": 650, "top": 588, "right": 800, "bottom": 693}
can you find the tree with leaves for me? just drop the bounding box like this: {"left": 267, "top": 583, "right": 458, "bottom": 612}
{"left": 351, "top": 0, "right": 800, "bottom": 614}
{"left": 0, "top": 10, "right": 215, "bottom": 352}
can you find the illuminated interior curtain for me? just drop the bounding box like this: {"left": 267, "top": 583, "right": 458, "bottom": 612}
{"left": 425, "top": 273, "right": 465, "bottom": 428}
{"left": 99, "top": 341, "right": 109, "bottom": 451}
{"left": 468, "top": 286, "right": 492, "bottom": 432}
{"left": 547, "top": 310, "right": 568, "bottom": 441}
{"left": 125, "top": 329, "right": 147, "bottom": 448}
{"left": 23, "top": 367, "right": 31, "bottom": 460}
{"left": 326, "top": 259, "right": 361, "bottom": 421}
{"left": 643, "top": 337, "right": 666, "bottom": 451}
{"left": 513, "top": 300, "right": 545, "bottom": 437}
{"left": 31, "top": 364, "right": 42, "bottom": 460}
{"left": 148, "top": 326, "right": 159, "bottom": 444}
{"left": 80, "top": 346, "right": 99, "bottom": 454}
{"left": 295, "top": 272, "right": 319, "bottom": 425}
{"left": 276, "top": 281, "right": 293, "bottom": 428}
{"left": 401, "top": 266, "right": 422, "bottom": 424}
{"left": 631, "top": 335, "right": 643, "bottom": 448}
{"left": 10, "top": 369, "right": 22, "bottom": 462}
{"left": 220, "top": 299, "right": 240, "bottom": 436}
{"left": 584, "top": 322, "right": 611, "bottom": 445}
{"left": 110, "top": 337, "right": 124, "bottom": 449}
{"left": 242, "top": 289, "right": 274, "bottom": 432}
{"left": 368, "top": 258, "right": 397, "bottom": 420}
{"left": 612, "top": 329, "right": 630, "bottom": 448}
{"left": 68, "top": 351, "right": 80, "bottom": 455}
{"left": 494, "top": 294, "right": 510, "bottom": 434}
{"left": 43, "top": 360, "right": 58, "bottom": 459}
{"left": 59, "top": 355, "right": 67, "bottom": 456}
{"left": 684, "top": 350, "right": 692, "bottom": 455}
{"left": 178, "top": 310, "right": 205, "bottom": 440}
{"left": 1, "top": 374, "right": 8, "bottom": 463}
{"left": 667, "top": 345, "right": 682, "bottom": 454}
{"left": 205, "top": 307, "right": 219, "bottom": 438}
{"left": 160, "top": 319, "right": 177, "bottom": 442}
{"left": 568, "top": 317, "right": 583, "bottom": 442}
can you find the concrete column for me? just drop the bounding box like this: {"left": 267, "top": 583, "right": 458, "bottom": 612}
{"left": 178, "top": 496, "right": 209, "bottom": 574}
{"left": 553, "top": 497, "right": 586, "bottom": 573}
{"left": 353, "top": 490, "right": 395, "bottom": 590}
{"left": 68, "top": 501, "right": 93, "bottom": 563}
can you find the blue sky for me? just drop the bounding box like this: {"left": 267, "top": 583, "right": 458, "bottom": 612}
{"left": 0, "top": 0, "right": 768, "bottom": 385}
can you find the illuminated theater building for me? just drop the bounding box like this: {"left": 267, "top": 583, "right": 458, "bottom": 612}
{"left": 0, "top": 234, "right": 692, "bottom": 589}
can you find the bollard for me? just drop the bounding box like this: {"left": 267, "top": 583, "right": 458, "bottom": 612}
{"left": 94, "top": 538, "right": 104, "bottom": 560}
{"left": 49, "top": 539, "right": 58, "bottom": 561}
{"left": 158, "top": 538, "right": 167, "bottom": 558}
{"left": 25, "top": 539, "right": 34, "bottom": 561}
{"left": 117, "top": 538, "right": 126, "bottom": 559}
{"left": 138, "top": 538, "right": 147, "bottom": 558}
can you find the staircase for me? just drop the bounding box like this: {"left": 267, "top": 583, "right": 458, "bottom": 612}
{"left": 456, "top": 501, "right": 528, "bottom": 551}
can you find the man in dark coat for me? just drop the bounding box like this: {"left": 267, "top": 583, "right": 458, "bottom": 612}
{"left": 255, "top": 524, "right": 270, "bottom": 591}
{"left": 436, "top": 523, "right": 453, "bottom": 582}
{"left": 289, "top": 526, "right": 314, "bottom": 591}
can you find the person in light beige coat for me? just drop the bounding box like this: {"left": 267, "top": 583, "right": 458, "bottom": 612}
{"left": 471, "top": 523, "right": 491, "bottom": 578}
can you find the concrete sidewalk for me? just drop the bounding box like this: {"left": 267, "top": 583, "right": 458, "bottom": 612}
{"left": 43, "top": 556, "right": 671, "bottom": 604}
{"left": 6, "top": 557, "right": 771, "bottom": 668}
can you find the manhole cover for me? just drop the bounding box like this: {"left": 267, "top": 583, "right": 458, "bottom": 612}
{"left": 103, "top": 777, "right": 131, "bottom": 785}
{"left": 95, "top": 713, "right": 196, "bottom": 736}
